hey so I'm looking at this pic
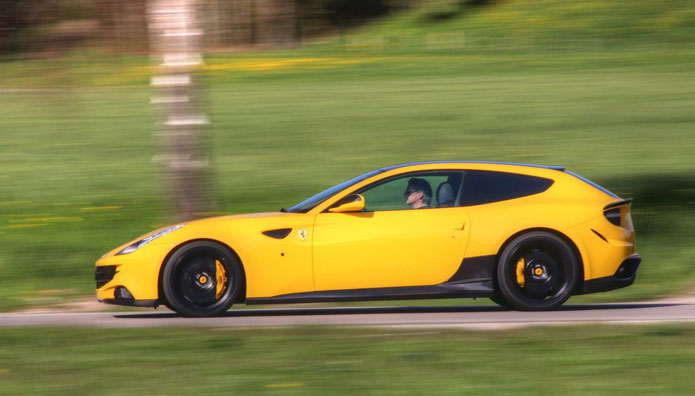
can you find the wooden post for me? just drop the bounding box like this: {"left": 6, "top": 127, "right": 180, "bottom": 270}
{"left": 147, "top": 0, "right": 210, "bottom": 221}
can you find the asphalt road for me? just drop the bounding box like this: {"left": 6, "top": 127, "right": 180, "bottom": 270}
{"left": 1, "top": 301, "right": 694, "bottom": 329}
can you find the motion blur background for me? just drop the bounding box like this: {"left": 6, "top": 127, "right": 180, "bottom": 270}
{"left": 1, "top": 0, "right": 694, "bottom": 310}
{"left": 2, "top": 1, "right": 695, "bottom": 395}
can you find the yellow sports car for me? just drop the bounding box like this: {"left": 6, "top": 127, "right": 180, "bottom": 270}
{"left": 95, "top": 161, "right": 640, "bottom": 316}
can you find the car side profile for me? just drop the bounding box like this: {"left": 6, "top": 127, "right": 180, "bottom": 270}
{"left": 95, "top": 161, "right": 640, "bottom": 316}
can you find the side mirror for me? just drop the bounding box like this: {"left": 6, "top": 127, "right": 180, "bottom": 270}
{"left": 328, "top": 194, "right": 365, "bottom": 213}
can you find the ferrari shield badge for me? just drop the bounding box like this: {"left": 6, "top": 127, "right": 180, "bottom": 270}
{"left": 298, "top": 229, "right": 308, "bottom": 241}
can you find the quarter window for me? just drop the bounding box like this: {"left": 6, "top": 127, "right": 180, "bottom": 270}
{"left": 460, "top": 170, "right": 553, "bottom": 206}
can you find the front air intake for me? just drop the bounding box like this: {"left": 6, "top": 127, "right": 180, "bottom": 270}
{"left": 95, "top": 266, "right": 117, "bottom": 289}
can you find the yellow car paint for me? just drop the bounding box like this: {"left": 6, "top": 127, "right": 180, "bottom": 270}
{"left": 313, "top": 206, "right": 470, "bottom": 290}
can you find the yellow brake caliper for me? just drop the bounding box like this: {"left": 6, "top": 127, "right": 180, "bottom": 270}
{"left": 515, "top": 257, "right": 526, "bottom": 288}
{"left": 215, "top": 260, "right": 227, "bottom": 299}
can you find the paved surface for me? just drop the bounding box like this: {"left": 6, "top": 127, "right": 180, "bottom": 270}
{"left": 1, "top": 301, "right": 694, "bottom": 329}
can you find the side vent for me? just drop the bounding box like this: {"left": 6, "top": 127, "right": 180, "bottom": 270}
{"left": 262, "top": 228, "right": 292, "bottom": 239}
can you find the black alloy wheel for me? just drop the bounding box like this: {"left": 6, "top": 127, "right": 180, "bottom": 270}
{"left": 496, "top": 231, "right": 578, "bottom": 311}
{"left": 162, "top": 241, "right": 243, "bottom": 317}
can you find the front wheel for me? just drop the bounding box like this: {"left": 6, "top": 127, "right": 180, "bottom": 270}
{"left": 162, "top": 241, "right": 243, "bottom": 317}
{"left": 496, "top": 231, "right": 578, "bottom": 311}
{"left": 489, "top": 294, "right": 511, "bottom": 308}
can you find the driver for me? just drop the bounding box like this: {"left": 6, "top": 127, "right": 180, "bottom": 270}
{"left": 403, "top": 178, "right": 432, "bottom": 209}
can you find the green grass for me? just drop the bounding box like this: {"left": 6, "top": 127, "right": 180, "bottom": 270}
{"left": 361, "top": 0, "right": 695, "bottom": 52}
{"left": 1, "top": 325, "right": 695, "bottom": 395}
{"left": 1, "top": 0, "right": 694, "bottom": 310}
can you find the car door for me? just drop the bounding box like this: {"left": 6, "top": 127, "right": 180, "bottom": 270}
{"left": 312, "top": 171, "right": 470, "bottom": 291}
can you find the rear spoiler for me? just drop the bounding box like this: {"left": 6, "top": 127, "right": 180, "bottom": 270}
{"left": 603, "top": 198, "right": 633, "bottom": 210}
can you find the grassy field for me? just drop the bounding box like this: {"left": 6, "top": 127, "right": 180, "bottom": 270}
{"left": 1, "top": 324, "right": 695, "bottom": 395}
{"left": 1, "top": 0, "right": 694, "bottom": 310}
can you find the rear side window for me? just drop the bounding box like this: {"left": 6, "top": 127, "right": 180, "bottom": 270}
{"left": 460, "top": 170, "right": 553, "bottom": 206}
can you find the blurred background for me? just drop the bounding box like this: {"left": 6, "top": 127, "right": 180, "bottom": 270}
{"left": 1, "top": 0, "right": 694, "bottom": 310}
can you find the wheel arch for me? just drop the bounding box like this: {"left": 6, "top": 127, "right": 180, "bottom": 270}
{"left": 157, "top": 238, "right": 247, "bottom": 306}
{"left": 494, "top": 227, "right": 585, "bottom": 294}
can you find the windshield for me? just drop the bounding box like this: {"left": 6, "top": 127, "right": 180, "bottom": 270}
{"left": 286, "top": 169, "right": 386, "bottom": 213}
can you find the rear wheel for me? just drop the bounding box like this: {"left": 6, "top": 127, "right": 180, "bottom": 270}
{"left": 497, "top": 231, "right": 578, "bottom": 311}
{"left": 162, "top": 241, "right": 243, "bottom": 317}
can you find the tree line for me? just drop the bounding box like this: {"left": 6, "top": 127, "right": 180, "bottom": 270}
{"left": 0, "top": 0, "right": 414, "bottom": 55}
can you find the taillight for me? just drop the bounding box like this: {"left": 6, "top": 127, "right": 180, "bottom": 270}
{"left": 603, "top": 199, "right": 633, "bottom": 227}
{"left": 604, "top": 208, "right": 621, "bottom": 226}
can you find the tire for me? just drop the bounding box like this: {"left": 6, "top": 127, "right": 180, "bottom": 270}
{"left": 162, "top": 241, "right": 243, "bottom": 317}
{"left": 496, "top": 231, "right": 578, "bottom": 311}
{"left": 158, "top": 295, "right": 174, "bottom": 311}
{"left": 489, "top": 294, "right": 511, "bottom": 308}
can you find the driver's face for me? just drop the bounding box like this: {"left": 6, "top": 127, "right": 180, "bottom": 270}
{"left": 404, "top": 189, "right": 423, "bottom": 206}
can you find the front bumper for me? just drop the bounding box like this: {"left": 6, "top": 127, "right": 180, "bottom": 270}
{"left": 579, "top": 253, "right": 641, "bottom": 294}
{"left": 94, "top": 244, "right": 165, "bottom": 305}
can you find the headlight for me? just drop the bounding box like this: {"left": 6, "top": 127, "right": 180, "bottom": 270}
{"left": 116, "top": 224, "right": 185, "bottom": 255}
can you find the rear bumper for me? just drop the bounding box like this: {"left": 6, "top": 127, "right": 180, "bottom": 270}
{"left": 579, "top": 254, "right": 641, "bottom": 295}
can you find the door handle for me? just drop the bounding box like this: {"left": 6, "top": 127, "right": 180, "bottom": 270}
{"left": 454, "top": 223, "right": 466, "bottom": 230}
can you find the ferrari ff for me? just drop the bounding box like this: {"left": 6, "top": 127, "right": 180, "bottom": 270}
{"left": 95, "top": 161, "right": 640, "bottom": 316}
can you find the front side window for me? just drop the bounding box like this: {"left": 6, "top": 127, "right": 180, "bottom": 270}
{"left": 353, "top": 171, "right": 464, "bottom": 211}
